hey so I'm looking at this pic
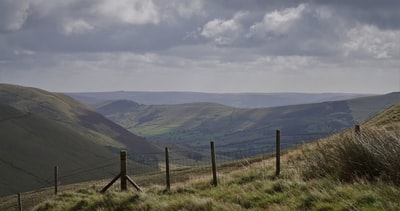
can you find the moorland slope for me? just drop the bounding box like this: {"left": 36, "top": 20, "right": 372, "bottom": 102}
{"left": 0, "top": 84, "right": 161, "bottom": 196}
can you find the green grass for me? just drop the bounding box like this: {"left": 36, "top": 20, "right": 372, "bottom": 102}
{"left": 33, "top": 158, "right": 400, "bottom": 210}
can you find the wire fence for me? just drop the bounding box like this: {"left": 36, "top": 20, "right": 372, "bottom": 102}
{"left": 0, "top": 130, "right": 337, "bottom": 211}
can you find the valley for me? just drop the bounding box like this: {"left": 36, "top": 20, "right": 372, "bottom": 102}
{"left": 94, "top": 92, "right": 400, "bottom": 152}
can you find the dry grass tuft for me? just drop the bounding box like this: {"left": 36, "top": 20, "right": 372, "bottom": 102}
{"left": 302, "top": 124, "right": 400, "bottom": 184}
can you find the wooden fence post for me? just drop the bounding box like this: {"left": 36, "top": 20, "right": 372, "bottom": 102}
{"left": 120, "top": 150, "right": 127, "bottom": 191}
{"left": 101, "top": 150, "right": 142, "bottom": 193}
{"left": 165, "top": 147, "right": 170, "bottom": 191}
{"left": 17, "top": 193, "right": 22, "bottom": 211}
{"left": 54, "top": 166, "right": 58, "bottom": 195}
{"left": 276, "top": 130, "right": 281, "bottom": 176}
{"left": 355, "top": 125, "right": 361, "bottom": 137}
{"left": 210, "top": 141, "right": 217, "bottom": 186}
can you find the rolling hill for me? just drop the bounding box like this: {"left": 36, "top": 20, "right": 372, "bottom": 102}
{"left": 67, "top": 91, "right": 371, "bottom": 108}
{"left": 0, "top": 84, "right": 162, "bottom": 196}
{"left": 96, "top": 92, "right": 400, "bottom": 152}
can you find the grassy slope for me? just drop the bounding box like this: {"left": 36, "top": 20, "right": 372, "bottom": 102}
{"left": 32, "top": 102, "right": 400, "bottom": 210}
{"left": 0, "top": 84, "right": 162, "bottom": 196}
{"left": 33, "top": 170, "right": 400, "bottom": 210}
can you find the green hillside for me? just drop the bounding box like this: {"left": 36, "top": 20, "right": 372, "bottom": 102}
{"left": 97, "top": 93, "right": 400, "bottom": 152}
{"left": 30, "top": 95, "right": 400, "bottom": 211}
{"left": 0, "top": 84, "right": 162, "bottom": 196}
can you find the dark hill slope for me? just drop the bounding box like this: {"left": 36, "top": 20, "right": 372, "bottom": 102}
{"left": 0, "top": 84, "right": 162, "bottom": 196}
{"left": 0, "top": 84, "right": 159, "bottom": 154}
{"left": 0, "top": 104, "right": 117, "bottom": 196}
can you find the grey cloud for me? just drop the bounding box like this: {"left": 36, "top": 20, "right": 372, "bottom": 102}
{"left": 0, "top": 0, "right": 399, "bottom": 94}
{"left": 311, "top": 0, "right": 400, "bottom": 29}
{"left": 0, "top": 0, "right": 30, "bottom": 32}
{"left": 0, "top": 0, "right": 398, "bottom": 61}
{"left": 0, "top": 0, "right": 210, "bottom": 57}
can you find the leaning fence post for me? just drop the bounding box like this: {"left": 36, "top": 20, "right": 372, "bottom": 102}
{"left": 120, "top": 150, "right": 127, "bottom": 191}
{"left": 17, "top": 193, "right": 22, "bottom": 211}
{"left": 54, "top": 166, "right": 58, "bottom": 195}
{"left": 210, "top": 141, "right": 218, "bottom": 186}
{"left": 165, "top": 147, "right": 171, "bottom": 191}
{"left": 276, "top": 130, "right": 281, "bottom": 176}
{"left": 355, "top": 125, "right": 361, "bottom": 137}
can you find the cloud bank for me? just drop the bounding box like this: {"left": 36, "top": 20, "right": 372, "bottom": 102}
{"left": 0, "top": 0, "right": 399, "bottom": 93}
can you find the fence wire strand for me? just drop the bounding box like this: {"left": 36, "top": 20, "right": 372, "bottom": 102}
{"left": 0, "top": 130, "right": 343, "bottom": 210}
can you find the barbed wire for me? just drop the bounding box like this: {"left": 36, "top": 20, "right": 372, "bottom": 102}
{"left": 0, "top": 158, "right": 53, "bottom": 188}
{"left": 1, "top": 129, "right": 351, "bottom": 210}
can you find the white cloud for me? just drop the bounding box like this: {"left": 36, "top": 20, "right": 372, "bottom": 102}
{"left": 62, "top": 19, "right": 94, "bottom": 35}
{"left": 343, "top": 25, "right": 400, "bottom": 59}
{"left": 93, "top": 0, "right": 160, "bottom": 25}
{"left": 201, "top": 12, "right": 246, "bottom": 45}
{"left": 247, "top": 4, "right": 306, "bottom": 39}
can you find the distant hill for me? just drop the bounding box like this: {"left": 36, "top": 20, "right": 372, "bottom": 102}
{"left": 0, "top": 84, "right": 161, "bottom": 196}
{"left": 96, "top": 93, "right": 400, "bottom": 152}
{"left": 67, "top": 91, "right": 371, "bottom": 108}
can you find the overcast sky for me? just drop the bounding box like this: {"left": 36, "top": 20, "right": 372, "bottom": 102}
{"left": 0, "top": 0, "right": 399, "bottom": 93}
